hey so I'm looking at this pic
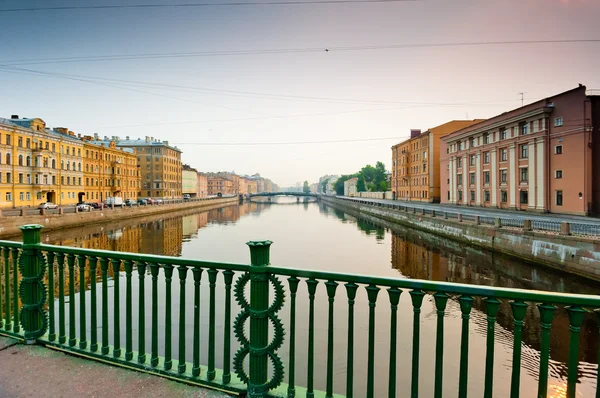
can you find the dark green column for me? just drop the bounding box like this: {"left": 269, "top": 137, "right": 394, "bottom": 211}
{"left": 246, "top": 240, "right": 272, "bottom": 398}
{"left": 19, "top": 224, "right": 47, "bottom": 344}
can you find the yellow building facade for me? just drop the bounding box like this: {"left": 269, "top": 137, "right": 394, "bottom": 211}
{"left": 0, "top": 116, "right": 85, "bottom": 209}
{"left": 81, "top": 137, "right": 140, "bottom": 202}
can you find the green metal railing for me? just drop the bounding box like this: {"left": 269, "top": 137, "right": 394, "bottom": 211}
{"left": 1, "top": 224, "right": 600, "bottom": 397}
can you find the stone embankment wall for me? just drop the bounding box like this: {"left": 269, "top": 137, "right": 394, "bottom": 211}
{"left": 0, "top": 197, "right": 238, "bottom": 239}
{"left": 322, "top": 196, "right": 600, "bottom": 282}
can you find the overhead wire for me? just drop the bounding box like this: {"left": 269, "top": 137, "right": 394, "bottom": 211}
{"left": 0, "top": 0, "right": 420, "bottom": 13}
{"left": 1, "top": 39, "right": 598, "bottom": 67}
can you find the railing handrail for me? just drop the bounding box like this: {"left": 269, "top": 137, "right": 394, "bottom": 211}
{"left": 35, "top": 243, "right": 250, "bottom": 272}
{"left": 266, "top": 265, "right": 600, "bottom": 306}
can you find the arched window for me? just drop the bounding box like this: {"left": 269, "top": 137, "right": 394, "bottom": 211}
{"left": 26, "top": 156, "right": 31, "bottom": 166}
{"left": 18, "top": 155, "right": 23, "bottom": 166}
{"left": 78, "top": 163, "right": 81, "bottom": 171}
{"left": 61, "top": 160, "right": 64, "bottom": 169}
{"left": 6, "top": 153, "right": 11, "bottom": 165}
{"left": 67, "top": 161, "right": 70, "bottom": 171}
{"left": 52, "top": 159, "right": 56, "bottom": 169}
{"left": 85, "top": 164, "right": 89, "bottom": 172}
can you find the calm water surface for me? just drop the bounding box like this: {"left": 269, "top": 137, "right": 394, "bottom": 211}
{"left": 40, "top": 198, "right": 600, "bottom": 397}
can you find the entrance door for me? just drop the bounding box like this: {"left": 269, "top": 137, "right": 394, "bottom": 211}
{"left": 78, "top": 192, "right": 85, "bottom": 203}
{"left": 46, "top": 192, "right": 55, "bottom": 203}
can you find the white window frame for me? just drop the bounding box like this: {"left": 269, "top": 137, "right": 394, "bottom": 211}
{"left": 555, "top": 145, "right": 563, "bottom": 154}
{"left": 554, "top": 117, "right": 563, "bottom": 127}
{"left": 555, "top": 170, "right": 563, "bottom": 179}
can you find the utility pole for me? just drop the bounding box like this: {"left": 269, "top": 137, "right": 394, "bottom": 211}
{"left": 518, "top": 92, "right": 524, "bottom": 107}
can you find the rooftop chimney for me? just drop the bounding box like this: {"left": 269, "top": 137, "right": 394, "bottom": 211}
{"left": 164, "top": 141, "right": 169, "bottom": 145}
{"left": 94, "top": 133, "right": 99, "bottom": 140}
{"left": 145, "top": 136, "right": 150, "bottom": 143}
{"left": 126, "top": 136, "right": 130, "bottom": 140}
{"left": 410, "top": 129, "right": 422, "bottom": 139}
{"left": 10, "top": 115, "right": 19, "bottom": 119}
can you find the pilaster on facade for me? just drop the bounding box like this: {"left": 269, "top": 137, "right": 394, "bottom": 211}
{"left": 528, "top": 141, "right": 536, "bottom": 208}
{"left": 508, "top": 143, "right": 516, "bottom": 209}
{"left": 462, "top": 155, "right": 467, "bottom": 203}
{"left": 536, "top": 137, "right": 546, "bottom": 210}
{"left": 475, "top": 151, "right": 481, "bottom": 205}
{"left": 449, "top": 157, "right": 456, "bottom": 203}
{"left": 490, "top": 150, "right": 497, "bottom": 206}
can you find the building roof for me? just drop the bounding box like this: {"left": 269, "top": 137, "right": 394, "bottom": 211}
{"left": 441, "top": 85, "right": 587, "bottom": 142}
{"left": 391, "top": 119, "right": 485, "bottom": 149}
{"left": 93, "top": 138, "right": 182, "bottom": 153}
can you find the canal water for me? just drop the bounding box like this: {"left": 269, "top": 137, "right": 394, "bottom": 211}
{"left": 38, "top": 198, "right": 600, "bottom": 397}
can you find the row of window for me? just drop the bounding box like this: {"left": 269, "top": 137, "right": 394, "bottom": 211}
{"left": 397, "top": 191, "right": 429, "bottom": 199}
{"left": 454, "top": 189, "right": 564, "bottom": 206}
{"left": 456, "top": 145, "right": 564, "bottom": 169}
{"left": 452, "top": 118, "right": 564, "bottom": 154}
{"left": 455, "top": 167, "right": 564, "bottom": 187}
{"left": 2, "top": 191, "right": 82, "bottom": 202}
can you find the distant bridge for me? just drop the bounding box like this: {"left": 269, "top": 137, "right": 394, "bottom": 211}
{"left": 249, "top": 191, "right": 318, "bottom": 198}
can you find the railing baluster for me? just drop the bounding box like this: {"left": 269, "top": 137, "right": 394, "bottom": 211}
{"left": 11, "top": 248, "right": 19, "bottom": 333}
{"left": 325, "top": 281, "right": 338, "bottom": 398}
{"left": 161, "top": 263, "right": 173, "bottom": 370}
{"left": 3, "top": 247, "right": 10, "bottom": 331}
{"left": 566, "top": 306, "right": 585, "bottom": 398}
{"left": 306, "top": 278, "right": 318, "bottom": 398}
{"left": 89, "top": 257, "right": 98, "bottom": 352}
{"left": 344, "top": 282, "right": 358, "bottom": 398}
{"left": 387, "top": 287, "right": 402, "bottom": 398}
{"left": 509, "top": 301, "right": 528, "bottom": 397}
{"left": 191, "top": 266, "right": 203, "bottom": 378}
{"left": 67, "top": 253, "right": 76, "bottom": 347}
{"left": 458, "top": 295, "right": 473, "bottom": 398}
{"left": 0, "top": 247, "right": 3, "bottom": 330}
{"left": 100, "top": 258, "right": 109, "bottom": 355}
{"left": 113, "top": 259, "right": 122, "bottom": 358}
{"left": 124, "top": 259, "right": 133, "bottom": 361}
{"left": 483, "top": 297, "right": 501, "bottom": 398}
{"left": 47, "top": 252, "right": 56, "bottom": 341}
{"left": 537, "top": 304, "right": 556, "bottom": 397}
{"left": 56, "top": 253, "right": 66, "bottom": 344}
{"left": 222, "top": 270, "right": 234, "bottom": 383}
{"left": 287, "top": 276, "right": 300, "bottom": 397}
{"left": 149, "top": 263, "right": 159, "bottom": 367}
{"left": 433, "top": 292, "right": 449, "bottom": 398}
{"left": 77, "top": 254, "right": 87, "bottom": 349}
{"left": 366, "top": 284, "right": 380, "bottom": 398}
{"left": 177, "top": 265, "right": 188, "bottom": 373}
{"left": 409, "top": 290, "right": 425, "bottom": 398}
{"left": 207, "top": 268, "right": 218, "bottom": 380}
{"left": 137, "top": 261, "right": 147, "bottom": 364}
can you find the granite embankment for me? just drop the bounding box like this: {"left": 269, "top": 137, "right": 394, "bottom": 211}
{"left": 322, "top": 196, "right": 600, "bottom": 282}
{"left": 0, "top": 197, "right": 238, "bottom": 239}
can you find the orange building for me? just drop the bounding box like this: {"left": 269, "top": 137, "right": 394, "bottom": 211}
{"left": 391, "top": 120, "right": 484, "bottom": 202}
{"left": 440, "top": 85, "right": 600, "bottom": 215}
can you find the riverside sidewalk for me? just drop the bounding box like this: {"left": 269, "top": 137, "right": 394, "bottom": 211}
{"left": 0, "top": 337, "right": 230, "bottom": 398}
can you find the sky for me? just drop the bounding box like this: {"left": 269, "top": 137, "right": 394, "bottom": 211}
{"left": 0, "top": 0, "right": 599, "bottom": 186}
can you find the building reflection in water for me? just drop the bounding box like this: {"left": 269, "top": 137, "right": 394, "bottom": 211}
{"left": 36, "top": 203, "right": 261, "bottom": 302}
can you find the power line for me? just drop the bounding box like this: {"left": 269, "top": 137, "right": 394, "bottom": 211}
{"left": 0, "top": 64, "right": 520, "bottom": 107}
{"left": 1, "top": 39, "right": 598, "bottom": 66}
{"left": 171, "top": 137, "right": 406, "bottom": 145}
{"left": 0, "top": 65, "right": 521, "bottom": 128}
{"left": 0, "top": 0, "right": 419, "bottom": 13}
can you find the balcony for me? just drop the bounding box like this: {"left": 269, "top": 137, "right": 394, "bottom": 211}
{"left": 32, "top": 183, "right": 57, "bottom": 192}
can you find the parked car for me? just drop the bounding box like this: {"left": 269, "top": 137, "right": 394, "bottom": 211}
{"left": 89, "top": 202, "right": 102, "bottom": 209}
{"left": 38, "top": 202, "right": 59, "bottom": 209}
{"left": 146, "top": 198, "right": 156, "bottom": 205}
{"left": 183, "top": 194, "right": 191, "bottom": 201}
{"left": 137, "top": 198, "right": 148, "bottom": 206}
{"left": 77, "top": 203, "right": 92, "bottom": 212}
{"left": 124, "top": 199, "right": 138, "bottom": 207}
{"left": 155, "top": 199, "right": 164, "bottom": 205}
{"left": 104, "top": 196, "right": 124, "bottom": 207}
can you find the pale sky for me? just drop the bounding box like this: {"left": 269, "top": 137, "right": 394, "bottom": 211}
{"left": 0, "top": 0, "right": 599, "bottom": 186}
